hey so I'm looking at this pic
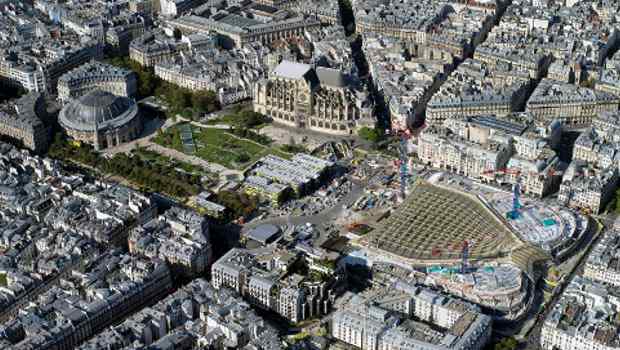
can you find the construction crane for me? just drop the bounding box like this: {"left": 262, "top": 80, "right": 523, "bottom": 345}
{"left": 430, "top": 240, "right": 470, "bottom": 274}
{"left": 461, "top": 240, "right": 469, "bottom": 274}
{"left": 395, "top": 129, "right": 412, "bottom": 199}
{"left": 508, "top": 180, "right": 522, "bottom": 220}
{"left": 481, "top": 168, "right": 524, "bottom": 220}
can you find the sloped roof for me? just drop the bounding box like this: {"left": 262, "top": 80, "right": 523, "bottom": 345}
{"left": 273, "top": 61, "right": 312, "bottom": 80}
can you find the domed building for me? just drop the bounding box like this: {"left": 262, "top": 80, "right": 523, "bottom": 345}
{"left": 59, "top": 90, "right": 142, "bottom": 150}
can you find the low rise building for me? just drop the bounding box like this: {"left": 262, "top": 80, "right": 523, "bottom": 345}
{"left": 526, "top": 79, "right": 620, "bottom": 128}
{"left": 46, "top": 183, "right": 156, "bottom": 246}
{"left": 310, "top": 30, "right": 355, "bottom": 76}
{"left": 419, "top": 113, "right": 564, "bottom": 197}
{"left": 331, "top": 282, "right": 492, "bottom": 350}
{"left": 598, "top": 50, "right": 620, "bottom": 97}
{"left": 364, "top": 34, "right": 445, "bottom": 130}
{"left": 154, "top": 45, "right": 264, "bottom": 105}
{"left": 160, "top": 0, "right": 205, "bottom": 17}
{"left": 292, "top": 0, "right": 340, "bottom": 24}
{"left": 558, "top": 113, "right": 620, "bottom": 213}
{"left": 129, "top": 206, "right": 212, "bottom": 277}
{"left": 243, "top": 175, "right": 291, "bottom": 205}
{"left": 583, "top": 230, "right": 620, "bottom": 287}
{"left": 426, "top": 59, "right": 532, "bottom": 126}
{"left": 558, "top": 162, "right": 618, "bottom": 214}
{"left": 212, "top": 246, "right": 338, "bottom": 323}
{"left": 105, "top": 14, "right": 150, "bottom": 55}
{"left": 0, "top": 92, "right": 49, "bottom": 153}
{"left": 57, "top": 61, "right": 137, "bottom": 102}
{"left": 541, "top": 276, "right": 620, "bottom": 350}
{"left": 418, "top": 123, "right": 513, "bottom": 180}
{"left": 130, "top": 31, "right": 212, "bottom": 67}
{"left": 573, "top": 113, "right": 620, "bottom": 169}
{"left": 0, "top": 37, "right": 102, "bottom": 93}
{"left": 78, "top": 278, "right": 282, "bottom": 350}
{"left": 353, "top": 0, "right": 449, "bottom": 43}
{"left": 166, "top": 12, "right": 321, "bottom": 48}
{"left": 244, "top": 153, "right": 335, "bottom": 200}
{"left": 0, "top": 252, "right": 173, "bottom": 350}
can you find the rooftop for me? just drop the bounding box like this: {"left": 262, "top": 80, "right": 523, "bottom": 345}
{"left": 366, "top": 180, "right": 548, "bottom": 274}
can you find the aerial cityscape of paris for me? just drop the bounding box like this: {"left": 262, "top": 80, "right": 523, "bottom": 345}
{"left": 0, "top": 0, "right": 619, "bottom": 349}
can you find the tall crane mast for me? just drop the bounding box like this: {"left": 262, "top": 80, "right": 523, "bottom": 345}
{"left": 481, "top": 168, "right": 524, "bottom": 220}
{"left": 397, "top": 129, "right": 411, "bottom": 199}
{"left": 461, "top": 240, "right": 469, "bottom": 274}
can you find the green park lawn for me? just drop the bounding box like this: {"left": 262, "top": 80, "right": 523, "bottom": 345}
{"left": 155, "top": 123, "right": 290, "bottom": 169}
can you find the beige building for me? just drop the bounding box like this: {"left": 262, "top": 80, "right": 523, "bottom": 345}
{"left": 426, "top": 59, "right": 532, "bottom": 126}
{"left": 0, "top": 93, "right": 49, "bottom": 153}
{"left": 253, "top": 61, "right": 373, "bottom": 135}
{"left": 557, "top": 165, "right": 618, "bottom": 214}
{"left": 558, "top": 117, "right": 620, "bottom": 213}
{"left": 166, "top": 14, "right": 321, "bottom": 48}
{"left": 57, "top": 61, "right": 137, "bottom": 102}
{"left": 130, "top": 33, "right": 189, "bottom": 67}
{"left": 0, "top": 41, "right": 102, "bottom": 93}
{"left": 418, "top": 125, "right": 513, "bottom": 181}
{"left": 526, "top": 79, "right": 620, "bottom": 128}
{"left": 583, "top": 230, "right": 620, "bottom": 287}
{"left": 211, "top": 247, "right": 336, "bottom": 323}
{"left": 332, "top": 283, "right": 492, "bottom": 350}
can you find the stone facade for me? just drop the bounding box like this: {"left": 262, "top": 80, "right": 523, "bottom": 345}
{"left": 253, "top": 61, "right": 373, "bottom": 135}
{"left": 0, "top": 93, "right": 49, "bottom": 153}
{"left": 57, "top": 61, "right": 137, "bottom": 102}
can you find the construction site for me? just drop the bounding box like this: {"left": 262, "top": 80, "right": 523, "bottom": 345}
{"left": 431, "top": 174, "right": 590, "bottom": 262}
{"left": 425, "top": 263, "right": 531, "bottom": 321}
{"left": 356, "top": 179, "right": 549, "bottom": 277}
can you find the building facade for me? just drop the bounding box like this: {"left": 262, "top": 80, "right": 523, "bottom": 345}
{"left": 211, "top": 247, "right": 337, "bottom": 323}
{"left": 253, "top": 61, "right": 373, "bottom": 135}
{"left": 57, "top": 61, "right": 138, "bottom": 102}
{"left": 0, "top": 93, "right": 49, "bottom": 153}
{"left": 331, "top": 283, "right": 493, "bottom": 350}
{"left": 526, "top": 79, "right": 620, "bottom": 128}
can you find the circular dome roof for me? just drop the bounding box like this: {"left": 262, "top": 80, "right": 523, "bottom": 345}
{"left": 59, "top": 90, "right": 138, "bottom": 132}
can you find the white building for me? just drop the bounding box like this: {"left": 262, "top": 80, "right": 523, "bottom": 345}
{"left": 331, "top": 282, "right": 492, "bottom": 350}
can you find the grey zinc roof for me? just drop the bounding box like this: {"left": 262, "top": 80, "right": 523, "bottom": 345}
{"left": 59, "top": 90, "right": 138, "bottom": 132}
{"left": 246, "top": 224, "right": 280, "bottom": 244}
{"left": 273, "top": 61, "right": 312, "bottom": 80}
{"left": 316, "top": 67, "right": 347, "bottom": 87}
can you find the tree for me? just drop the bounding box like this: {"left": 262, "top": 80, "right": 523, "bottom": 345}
{"left": 216, "top": 190, "right": 258, "bottom": 218}
{"left": 236, "top": 153, "right": 250, "bottom": 163}
{"left": 173, "top": 28, "right": 182, "bottom": 40}
{"left": 169, "top": 87, "right": 191, "bottom": 113}
{"left": 191, "top": 90, "right": 219, "bottom": 113}
{"left": 233, "top": 110, "right": 268, "bottom": 129}
{"left": 358, "top": 127, "right": 383, "bottom": 143}
{"left": 493, "top": 337, "right": 518, "bottom": 350}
